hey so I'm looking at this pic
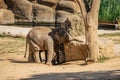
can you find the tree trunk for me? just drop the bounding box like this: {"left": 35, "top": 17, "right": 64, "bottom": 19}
{"left": 77, "top": 0, "right": 100, "bottom": 62}
{"left": 86, "top": 0, "right": 100, "bottom": 61}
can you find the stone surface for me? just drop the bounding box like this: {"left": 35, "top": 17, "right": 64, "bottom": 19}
{"left": 56, "top": 10, "right": 72, "bottom": 23}
{"left": 55, "top": 0, "right": 85, "bottom": 37}
{"left": 62, "top": 14, "right": 85, "bottom": 37}
{"left": 5, "top": 0, "right": 33, "bottom": 22}
{"left": 0, "top": 9, "right": 15, "bottom": 24}
{"left": 0, "top": 0, "right": 7, "bottom": 9}
{"left": 3, "top": 0, "right": 83, "bottom": 24}
{"left": 56, "top": 0, "right": 79, "bottom": 13}
{"left": 55, "top": 0, "right": 80, "bottom": 24}
{"left": 64, "top": 40, "right": 87, "bottom": 61}
{"left": 1, "top": 0, "right": 85, "bottom": 35}
{"left": 34, "top": 4, "right": 55, "bottom": 23}
{"left": 37, "top": 0, "right": 59, "bottom": 8}
{"left": 64, "top": 37, "right": 115, "bottom": 61}
{"left": 99, "top": 38, "right": 116, "bottom": 58}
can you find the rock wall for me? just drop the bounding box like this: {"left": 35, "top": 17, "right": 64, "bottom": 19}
{"left": 0, "top": 0, "right": 7, "bottom": 9}
{"left": 55, "top": 0, "right": 80, "bottom": 23}
{"left": 4, "top": 0, "right": 58, "bottom": 23}
{"left": 4, "top": 0, "right": 33, "bottom": 22}
{"left": 62, "top": 14, "right": 85, "bottom": 37}
{"left": 0, "top": 9, "right": 15, "bottom": 24}
{"left": 34, "top": 3, "right": 55, "bottom": 23}
{"left": 0, "top": 0, "right": 85, "bottom": 36}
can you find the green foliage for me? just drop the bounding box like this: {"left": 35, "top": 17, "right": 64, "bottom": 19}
{"left": 97, "top": 55, "right": 109, "bottom": 63}
{"left": 99, "top": 0, "right": 120, "bottom": 23}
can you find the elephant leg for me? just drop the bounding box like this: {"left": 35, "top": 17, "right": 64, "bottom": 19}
{"left": 51, "top": 54, "right": 58, "bottom": 65}
{"left": 39, "top": 50, "right": 43, "bottom": 63}
{"left": 28, "top": 48, "right": 35, "bottom": 63}
{"left": 29, "top": 39, "right": 40, "bottom": 63}
{"left": 44, "top": 50, "right": 48, "bottom": 64}
{"left": 57, "top": 52, "right": 60, "bottom": 64}
{"left": 46, "top": 50, "right": 54, "bottom": 65}
{"left": 53, "top": 51, "right": 59, "bottom": 64}
{"left": 34, "top": 50, "right": 41, "bottom": 63}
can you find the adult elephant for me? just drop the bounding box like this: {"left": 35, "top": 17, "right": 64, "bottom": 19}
{"left": 24, "top": 27, "right": 55, "bottom": 65}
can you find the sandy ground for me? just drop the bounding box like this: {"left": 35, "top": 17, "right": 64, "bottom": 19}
{"left": 0, "top": 25, "right": 120, "bottom": 80}
{"left": 0, "top": 53, "right": 120, "bottom": 80}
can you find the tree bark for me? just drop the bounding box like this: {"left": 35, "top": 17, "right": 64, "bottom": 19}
{"left": 86, "top": 0, "right": 100, "bottom": 62}
{"left": 86, "top": 0, "right": 100, "bottom": 61}
{"left": 77, "top": 0, "right": 100, "bottom": 62}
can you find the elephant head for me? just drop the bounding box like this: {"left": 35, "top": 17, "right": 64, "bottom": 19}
{"left": 49, "top": 27, "right": 83, "bottom": 44}
{"left": 50, "top": 27, "right": 71, "bottom": 44}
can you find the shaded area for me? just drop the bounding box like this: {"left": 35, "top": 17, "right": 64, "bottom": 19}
{"left": 7, "top": 58, "right": 28, "bottom": 64}
{"left": 21, "top": 70, "right": 120, "bottom": 80}
{"left": 99, "top": 24, "right": 116, "bottom": 30}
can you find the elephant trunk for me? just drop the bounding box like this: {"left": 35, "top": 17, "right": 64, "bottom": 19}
{"left": 68, "top": 35, "right": 83, "bottom": 42}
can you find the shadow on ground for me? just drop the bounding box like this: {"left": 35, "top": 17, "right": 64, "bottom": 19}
{"left": 20, "top": 70, "right": 120, "bottom": 80}
{"left": 7, "top": 58, "right": 28, "bottom": 63}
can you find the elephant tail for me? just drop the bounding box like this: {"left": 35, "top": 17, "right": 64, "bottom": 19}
{"left": 24, "top": 37, "right": 29, "bottom": 58}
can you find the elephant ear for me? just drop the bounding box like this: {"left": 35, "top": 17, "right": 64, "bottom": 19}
{"left": 49, "top": 28, "right": 60, "bottom": 42}
{"left": 51, "top": 27, "right": 70, "bottom": 43}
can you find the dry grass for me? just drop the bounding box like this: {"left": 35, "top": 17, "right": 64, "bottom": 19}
{"left": 99, "top": 32, "right": 120, "bottom": 44}
{"left": 0, "top": 36, "right": 26, "bottom": 55}
{"left": 0, "top": 32, "right": 120, "bottom": 55}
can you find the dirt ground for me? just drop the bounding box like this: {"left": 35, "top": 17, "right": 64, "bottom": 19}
{"left": 0, "top": 31, "right": 120, "bottom": 80}
{"left": 0, "top": 52, "right": 120, "bottom": 80}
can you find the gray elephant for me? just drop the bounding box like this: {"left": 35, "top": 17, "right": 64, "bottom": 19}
{"left": 24, "top": 27, "right": 82, "bottom": 65}
{"left": 24, "top": 27, "right": 55, "bottom": 65}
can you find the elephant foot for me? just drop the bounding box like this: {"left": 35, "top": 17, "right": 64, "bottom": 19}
{"left": 28, "top": 60, "right": 35, "bottom": 63}
{"left": 34, "top": 53, "right": 41, "bottom": 63}
{"left": 28, "top": 57, "right": 35, "bottom": 63}
{"left": 85, "top": 60, "right": 94, "bottom": 65}
{"left": 46, "top": 61, "right": 53, "bottom": 66}
{"left": 34, "top": 59, "right": 41, "bottom": 63}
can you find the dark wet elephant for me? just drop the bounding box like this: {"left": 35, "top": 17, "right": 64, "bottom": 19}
{"left": 49, "top": 27, "right": 83, "bottom": 64}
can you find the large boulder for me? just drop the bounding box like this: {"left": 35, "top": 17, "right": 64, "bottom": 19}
{"left": 55, "top": 0, "right": 80, "bottom": 24}
{"left": 37, "top": 0, "right": 59, "bottom": 8}
{"left": 64, "top": 37, "right": 115, "bottom": 61}
{"left": 56, "top": 10, "right": 72, "bottom": 23}
{"left": 56, "top": 0, "right": 79, "bottom": 13}
{"left": 0, "top": 9, "right": 15, "bottom": 24}
{"left": 0, "top": 0, "right": 7, "bottom": 9}
{"left": 99, "top": 38, "right": 115, "bottom": 58}
{"left": 34, "top": 4, "right": 55, "bottom": 23}
{"left": 62, "top": 14, "right": 85, "bottom": 37}
{"left": 4, "top": 0, "right": 33, "bottom": 22}
{"left": 64, "top": 39, "right": 87, "bottom": 61}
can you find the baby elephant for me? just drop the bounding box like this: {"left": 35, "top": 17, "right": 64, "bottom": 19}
{"left": 24, "top": 27, "right": 55, "bottom": 65}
